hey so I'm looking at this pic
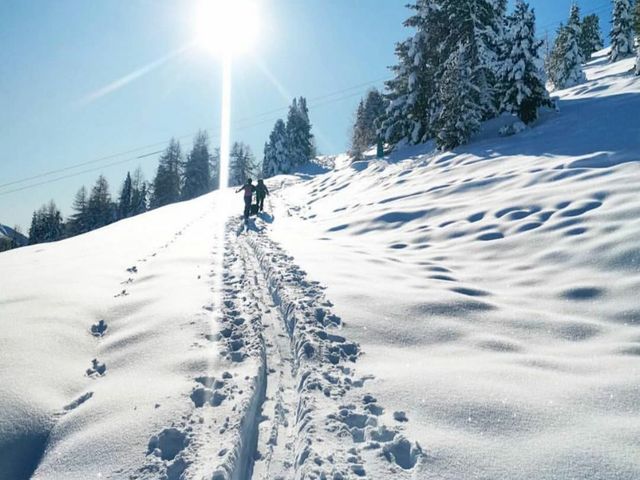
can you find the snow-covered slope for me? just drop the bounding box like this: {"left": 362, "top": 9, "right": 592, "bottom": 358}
{"left": 1, "top": 50, "right": 639, "bottom": 480}
{"left": 266, "top": 50, "right": 640, "bottom": 479}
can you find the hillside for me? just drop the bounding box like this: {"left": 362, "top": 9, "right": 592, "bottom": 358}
{"left": 1, "top": 50, "right": 639, "bottom": 480}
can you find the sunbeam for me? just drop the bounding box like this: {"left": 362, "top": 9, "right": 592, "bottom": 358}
{"left": 77, "top": 46, "right": 188, "bottom": 107}
{"left": 219, "top": 53, "right": 232, "bottom": 190}
{"left": 252, "top": 56, "right": 293, "bottom": 103}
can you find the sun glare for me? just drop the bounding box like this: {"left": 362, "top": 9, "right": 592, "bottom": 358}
{"left": 195, "top": 0, "right": 260, "bottom": 55}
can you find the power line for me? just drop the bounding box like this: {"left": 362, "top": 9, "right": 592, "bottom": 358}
{"left": 537, "top": 1, "right": 610, "bottom": 38}
{"left": 0, "top": 132, "right": 197, "bottom": 190}
{"left": 0, "top": 81, "right": 389, "bottom": 197}
{"left": 0, "top": 150, "right": 164, "bottom": 197}
{"left": 0, "top": 77, "right": 389, "bottom": 193}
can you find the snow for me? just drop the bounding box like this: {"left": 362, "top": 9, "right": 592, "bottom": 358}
{"left": 1, "top": 49, "right": 640, "bottom": 479}
{"left": 267, "top": 50, "right": 640, "bottom": 479}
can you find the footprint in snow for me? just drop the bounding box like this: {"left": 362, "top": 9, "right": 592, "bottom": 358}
{"left": 90, "top": 320, "right": 108, "bottom": 337}
{"left": 190, "top": 373, "right": 236, "bottom": 408}
{"left": 63, "top": 391, "right": 94, "bottom": 411}
{"left": 86, "top": 359, "right": 106, "bottom": 378}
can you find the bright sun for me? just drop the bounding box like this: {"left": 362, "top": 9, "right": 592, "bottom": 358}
{"left": 195, "top": 0, "right": 260, "bottom": 55}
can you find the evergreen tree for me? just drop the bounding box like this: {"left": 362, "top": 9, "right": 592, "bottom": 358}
{"left": 634, "top": 0, "right": 640, "bottom": 37}
{"left": 130, "top": 168, "right": 148, "bottom": 216}
{"left": 546, "top": 8, "right": 586, "bottom": 90}
{"left": 182, "top": 131, "right": 212, "bottom": 200}
{"left": 580, "top": 14, "right": 604, "bottom": 60}
{"left": 87, "top": 175, "right": 114, "bottom": 230}
{"left": 441, "top": 0, "right": 505, "bottom": 120}
{"left": 396, "top": 0, "right": 446, "bottom": 143}
{"left": 151, "top": 139, "right": 182, "bottom": 208}
{"left": 380, "top": 37, "right": 414, "bottom": 145}
{"left": 262, "top": 119, "right": 291, "bottom": 178}
{"left": 351, "top": 88, "right": 388, "bottom": 159}
{"left": 28, "top": 211, "right": 39, "bottom": 245}
{"left": 285, "top": 97, "right": 314, "bottom": 167}
{"left": 499, "top": 0, "right": 552, "bottom": 124}
{"left": 229, "top": 142, "right": 256, "bottom": 186}
{"left": 435, "top": 43, "right": 483, "bottom": 150}
{"left": 67, "top": 186, "right": 89, "bottom": 236}
{"left": 210, "top": 148, "right": 221, "bottom": 190}
{"left": 610, "top": 0, "right": 635, "bottom": 62}
{"left": 28, "top": 201, "right": 64, "bottom": 244}
{"left": 117, "top": 172, "right": 133, "bottom": 220}
{"left": 382, "top": 0, "right": 507, "bottom": 149}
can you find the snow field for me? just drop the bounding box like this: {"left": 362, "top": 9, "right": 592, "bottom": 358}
{"left": 1, "top": 48, "right": 639, "bottom": 480}
{"left": 266, "top": 50, "right": 640, "bottom": 479}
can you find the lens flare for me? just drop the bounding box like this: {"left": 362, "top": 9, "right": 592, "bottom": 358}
{"left": 195, "top": 0, "right": 260, "bottom": 56}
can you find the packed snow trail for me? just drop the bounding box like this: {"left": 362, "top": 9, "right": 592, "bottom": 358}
{"left": 202, "top": 214, "right": 424, "bottom": 479}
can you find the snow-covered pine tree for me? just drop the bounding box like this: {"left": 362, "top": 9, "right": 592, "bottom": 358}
{"left": 67, "top": 186, "right": 89, "bottom": 235}
{"left": 229, "top": 142, "right": 257, "bottom": 186}
{"left": 29, "top": 201, "right": 64, "bottom": 244}
{"left": 151, "top": 138, "right": 182, "bottom": 209}
{"left": 580, "top": 14, "right": 604, "bottom": 60}
{"left": 546, "top": 7, "right": 586, "bottom": 90}
{"left": 130, "top": 168, "right": 148, "bottom": 216}
{"left": 634, "top": 0, "right": 640, "bottom": 37}
{"left": 610, "top": 0, "right": 635, "bottom": 62}
{"left": 182, "top": 131, "right": 212, "bottom": 200}
{"left": 210, "top": 148, "right": 220, "bottom": 190}
{"left": 350, "top": 100, "right": 367, "bottom": 159}
{"left": 380, "top": 37, "right": 413, "bottom": 145}
{"left": 382, "top": 0, "right": 470, "bottom": 146}
{"left": 442, "top": 0, "right": 505, "bottom": 120}
{"left": 262, "top": 119, "right": 290, "bottom": 178}
{"left": 350, "top": 88, "right": 387, "bottom": 158}
{"left": 499, "top": 0, "right": 552, "bottom": 124}
{"left": 87, "top": 175, "right": 114, "bottom": 230}
{"left": 117, "top": 172, "right": 133, "bottom": 220}
{"left": 435, "top": 43, "right": 483, "bottom": 150}
{"left": 429, "top": 0, "right": 505, "bottom": 149}
{"left": 285, "top": 97, "right": 314, "bottom": 167}
{"left": 545, "top": 24, "right": 567, "bottom": 86}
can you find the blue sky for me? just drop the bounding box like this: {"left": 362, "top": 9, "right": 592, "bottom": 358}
{"left": 0, "top": 0, "right": 612, "bottom": 232}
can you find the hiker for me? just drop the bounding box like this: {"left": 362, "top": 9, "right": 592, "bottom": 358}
{"left": 256, "top": 179, "right": 269, "bottom": 212}
{"left": 236, "top": 178, "right": 255, "bottom": 220}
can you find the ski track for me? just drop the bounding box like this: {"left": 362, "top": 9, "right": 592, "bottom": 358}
{"left": 212, "top": 211, "right": 425, "bottom": 479}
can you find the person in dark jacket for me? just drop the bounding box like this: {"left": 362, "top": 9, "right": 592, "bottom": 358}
{"left": 255, "top": 179, "right": 269, "bottom": 212}
{"left": 236, "top": 178, "right": 255, "bottom": 220}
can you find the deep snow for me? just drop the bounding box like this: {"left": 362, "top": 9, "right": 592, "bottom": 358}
{"left": 1, "top": 49, "right": 639, "bottom": 480}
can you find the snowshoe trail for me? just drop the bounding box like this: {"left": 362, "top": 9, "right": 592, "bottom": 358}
{"left": 220, "top": 214, "right": 424, "bottom": 479}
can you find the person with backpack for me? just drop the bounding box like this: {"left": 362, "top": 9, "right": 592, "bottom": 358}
{"left": 235, "top": 178, "right": 255, "bottom": 220}
{"left": 256, "top": 179, "right": 269, "bottom": 212}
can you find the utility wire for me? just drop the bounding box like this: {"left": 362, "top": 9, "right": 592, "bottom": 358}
{"left": 0, "top": 81, "right": 389, "bottom": 197}
{"left": 0, "top": 77, "right": 389, "bottom": 193}
{"left": 0, "top": 150, "right": 164, "bottom": 197}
